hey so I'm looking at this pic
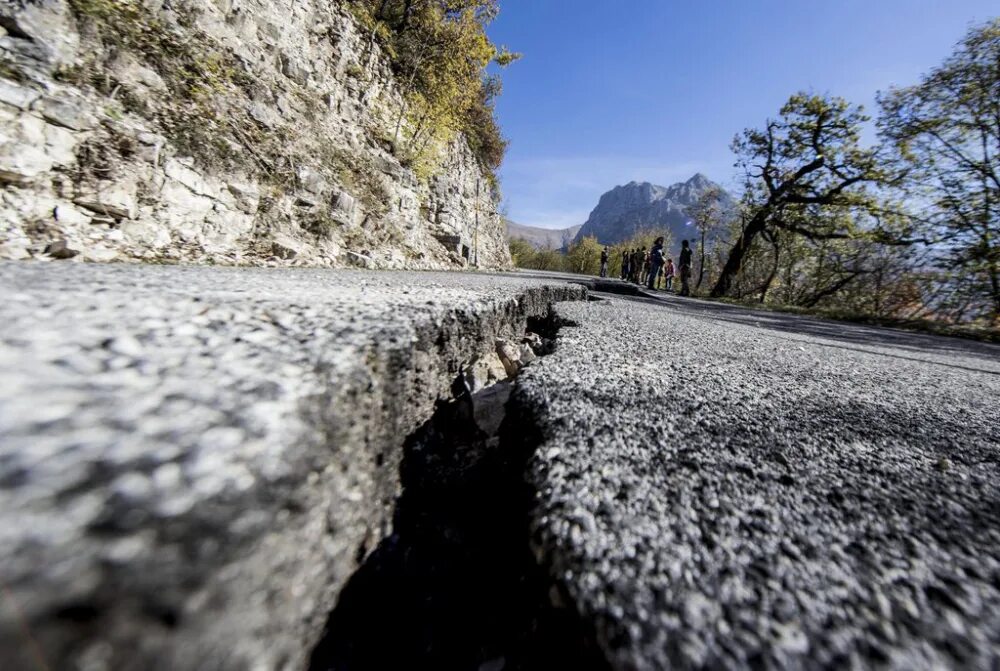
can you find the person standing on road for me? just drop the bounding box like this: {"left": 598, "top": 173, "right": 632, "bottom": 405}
{"left": 664, "top": 258, "right": 676, "bottom": 291}
{"left": 621, "top": 250, "right": 630, "bottom": 280}
{"left": 636, "top": 247, "right": 647, "bottom": 284}
{"left": 647, "top": 237, "right": 665, "bottom": 290}
{"left": 600, "top": 246, "right": 609, "bottom": 278}
{"left": 679, "top": 240, "right": 693, "bottom": 296}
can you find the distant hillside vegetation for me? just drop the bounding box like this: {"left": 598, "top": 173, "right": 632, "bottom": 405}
{"left": 505, "top": 220, "right": 582, "bottom": 250}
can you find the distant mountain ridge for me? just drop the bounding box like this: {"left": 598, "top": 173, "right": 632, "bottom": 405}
{"left": 505, "top": 220, "right": 582, "bottom": 250}
{"left": 575, "top": 174, "right": 736, "bottom": 248}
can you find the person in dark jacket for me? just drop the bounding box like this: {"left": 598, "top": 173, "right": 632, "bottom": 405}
{"left": 679, "top": 240, "right": 693, "bottom": 296}
{"left": 621, "top": 249, "right": 630, "bottom": 280}
{"left": 647, "top": 237, "right": 665, "bottom": 290}
{"left": 600, "top": 247, "right": 609, "bottom": 278}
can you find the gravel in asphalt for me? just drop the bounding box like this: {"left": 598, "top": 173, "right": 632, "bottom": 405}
{"left": 4, "top": 262, "right": 999, "bottom": 670}
{"left": 0, "top": 262, "right": 584, "bottom": 671}
{"left": 520, "top": 292, "right": 1000, "bottom": 670}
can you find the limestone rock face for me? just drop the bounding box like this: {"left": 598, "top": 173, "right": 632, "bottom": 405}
{"left": 575, "top": 174, "right": 736, "bottom": 250}
{"left": 0, "top": 0, "right": 510, "bottom": 270}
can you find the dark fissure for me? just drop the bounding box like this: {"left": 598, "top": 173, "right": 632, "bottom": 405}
{"left": 308, "top": 313, "right": 607, "bottom": 671}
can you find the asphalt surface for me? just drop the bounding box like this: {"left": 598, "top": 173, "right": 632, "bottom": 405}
{"left": 2, "top": 262, "right": 999, "bottom": 670}
{"left": 0, "top": 262, "right": 584, "bottom": 671}
{"left": 519, "top": 287, "right": 1000, "bottom": 670}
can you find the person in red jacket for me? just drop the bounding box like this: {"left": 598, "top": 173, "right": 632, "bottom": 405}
{"left": 663, "top": 258, "right": 676, "bottom": 291}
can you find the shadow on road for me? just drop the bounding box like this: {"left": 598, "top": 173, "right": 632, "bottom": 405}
{"left": 500, "top": 270, "right": 1000, "bottom": 372}
{"left": 309, "top": 370, "right": 607, "bottom": 671}
{"left": 639, "top": 293, "right": 1000, "bottom": 373}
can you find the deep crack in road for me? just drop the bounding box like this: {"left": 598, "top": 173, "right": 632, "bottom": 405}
{"left": 1, "top": 263, "right": 998, "bottom": 670}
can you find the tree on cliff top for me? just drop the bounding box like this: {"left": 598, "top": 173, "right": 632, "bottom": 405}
{"left": 350, "top": 0, "right": 519, "bottom": 178}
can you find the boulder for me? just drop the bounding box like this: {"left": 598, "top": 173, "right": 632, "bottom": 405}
{"left": 0, "top": 0, "right": 80, "bottom": 67}
{"left": 0, "top": 144, "right": 55, "bottom": 184}
{"left": 121, "top": 219, "right": 172, "bottom": 249}
{"left": 248, "top": 102, "right": 277, "bottom": 127}
{"left": 43, "top": 238, "right": 80, "bottom": 259}
{"left": 117, "top": 57, "right": 168, "bottom": 93}
{"left": 0, "top": 79, "right": 40, "bottom": 111}
{"left": 466, "top": 352, "right": 509, "bottom": 391}
{"left": 226, "top": 182, "right": 261, "bottom": 215}
{"left": 271, "top": 233, "right": 305, "bottom": 260}
{"left": 135, "top": 132, "right": 168, "bottom": 166}
{"left": 164, "top": 159, "right": 217, "bottom": 198}
{"left": 495, "top": 339, "right": 522, "bottom": 377}
{"left": 0, "top": 112, "right": 75, "bottom": 184}
{"left": 332, "top": 191, "right": 358, "bottom": 222}
{"left": 74, "top": 181, "right": 138, "bottom": 220}
{"left": 83, "top": 245, "right": 120, "bottom": 262}
{"left": 38, "top": 97, "right": 96, "bottom": 130}
{"left": 297, "top": 167, "right": 328, "bottom": 195}
{"left": 54, "top": 204, "right": 93, "bottom": 227}
{"left": 280, "top": 54, "right": 311, "bottom": 84}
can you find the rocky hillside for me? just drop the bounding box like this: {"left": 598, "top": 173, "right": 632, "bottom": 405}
{"left": 505, "top": 219, "right": 581, "bottom": 250}
{"left": 575, "top": 174, "right": 735, "bottom": 248}
{"left": 0, "top": 0, "right": 510, "bottom": 269}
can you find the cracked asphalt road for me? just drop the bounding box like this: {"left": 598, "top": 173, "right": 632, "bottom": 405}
{"left": 2, "top": 262, "right": 998, "bottom": 670}
{"left": 0, "top": 262, "right": 583, "bottom": 671}
{"left": 518, "top": 288, "right": 1000, "bottom": 670}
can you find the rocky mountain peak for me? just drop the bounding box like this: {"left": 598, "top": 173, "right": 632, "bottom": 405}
{"left": 575, "top": 174, "right": 735, "bottom": 248}
{"left": 686, "top": 173, "right": 712, "bottom": 188}
{"left": 601, "top": 181, "right": 666, "bottom": 209}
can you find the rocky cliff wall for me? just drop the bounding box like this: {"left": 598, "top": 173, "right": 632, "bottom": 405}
{"left": 0, "top": 0, "right": 510, "bottom": 269}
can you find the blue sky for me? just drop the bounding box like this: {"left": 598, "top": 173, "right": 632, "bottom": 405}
{"left": 487, "top": 0, "right": 998, "bottom": 230}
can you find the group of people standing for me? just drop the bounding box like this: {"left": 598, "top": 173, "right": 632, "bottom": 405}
{"left": 599, "top": 239, "right": 693, "bottom": 296}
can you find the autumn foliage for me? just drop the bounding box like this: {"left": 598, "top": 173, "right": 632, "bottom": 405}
{"left": 349, "top": 0, "right": 518, "bottom": 178}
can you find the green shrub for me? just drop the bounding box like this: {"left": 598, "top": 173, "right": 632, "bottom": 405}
{"left": 348, "top": 0, "right": 518, "bottom": 179}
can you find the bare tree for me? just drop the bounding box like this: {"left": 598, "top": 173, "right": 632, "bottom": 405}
{"left": 711, "top": 94, "right": 901, "bottom": 298}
